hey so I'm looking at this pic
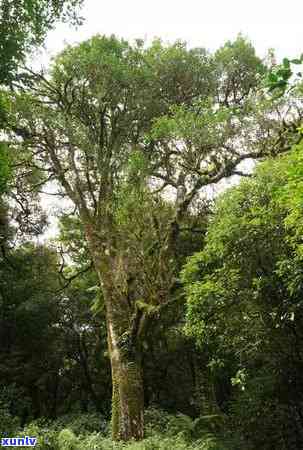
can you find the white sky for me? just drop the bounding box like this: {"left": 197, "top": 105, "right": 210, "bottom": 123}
{"left": 38, "top": 0, "right": 303, "bottom": 240}
{"left": 42, "top": 0, "right": 303, "bottom": 64}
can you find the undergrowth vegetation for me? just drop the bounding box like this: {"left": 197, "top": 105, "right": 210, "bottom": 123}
{"left": 2, "top": 408, "right": 233, "bottom": 449}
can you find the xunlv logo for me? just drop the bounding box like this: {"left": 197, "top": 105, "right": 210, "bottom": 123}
{"left": 1, "top": 436, "right": 37, "bottom": 446}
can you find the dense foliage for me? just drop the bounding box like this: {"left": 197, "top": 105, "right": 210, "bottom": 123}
{"left": 1, "top": 26, "right": 303, "bottom": 448}
{"left": 183, "top": 143, "right": 303, "bottom": 449}
{"left": 0, "top": 0, "right": 83, "bottom": 84}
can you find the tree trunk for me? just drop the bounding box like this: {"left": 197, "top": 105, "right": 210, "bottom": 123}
{"left": 106, "top": 299, "right": 144, "bottom": 441}
{"left": 110, "top": 346, "right": 144, "bottom": 440}
{"left": 78, "top": 332, "right": 103, "bottom": 413}
{"left": 87, "top": 235, "right": 145, "bottom": 441}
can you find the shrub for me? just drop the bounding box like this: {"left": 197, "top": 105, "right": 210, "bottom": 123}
{"left": 21, "top": 423, "right": 58, "bottom": 450}
{"left": 53, "top": 413, "right": 108, "bottom": 436}
{"left": 144, "top": 407, "right": 173, "bottom": 435}
{"left": 0, "top": 403, "right": 20, "bottom": 435}
{"left": 144, "top": 407, "right": 227, "bottom": 445}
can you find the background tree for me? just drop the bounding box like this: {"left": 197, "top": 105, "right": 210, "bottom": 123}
{"left": 0, "top": 239, "right": 111, "bottom": 423}
{"left": 0, "top": 0, "right": 84, "bottom": 210}
{"left": 182, "top": 142, "right": 303, "bottom": 449}
{"left": 0, "top": 0, "right": 83, "bottom": 85}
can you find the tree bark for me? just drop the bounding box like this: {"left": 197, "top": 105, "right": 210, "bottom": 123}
{"left": 109, "top": 336, "right": 144, "bottom": 440}
{"left": 105, "top": 285, "right": 145, "bottom": 441}
{"left": 87, "top": 231, "right": 145, "bottom": 441}
{"left": 78, "top": 332, "right": 103, "bottom": 413}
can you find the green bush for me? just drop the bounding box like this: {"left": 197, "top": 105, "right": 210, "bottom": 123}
{"left": 21, "top": 423, "right": 58, "bottom": 450}
{"left": 0, "top": 404, "right": 20, "bottom": 435}
{"left": 0, "top": 399, "right": 20, "bottom": 435}
{"left": 52, "top": 413, "right": 108, "bottom": 436}
{"left": 228, "top": 374, "right": 303, "bottom": 450}
{"left": 144, "top": 407, "right": 228, "bottom": 446}
{"left": 0, "top": 384, "right": 23, "bottom": 434}
{"left": 144, "top": 408, "right": 173, "bottom": 435}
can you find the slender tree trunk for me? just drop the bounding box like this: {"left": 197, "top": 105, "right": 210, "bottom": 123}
{"left": 78, "top": 333, "right": 102, "bottom": 412}
{"left": 50, "top": 373, "right": 59, "bottom": 419}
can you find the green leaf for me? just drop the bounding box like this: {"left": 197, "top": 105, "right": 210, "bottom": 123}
{"left": 267, "top": 73, "right": 278, "bottom": 83}
{"left": 291, "top": 58, "right": 302, "bottom": 65}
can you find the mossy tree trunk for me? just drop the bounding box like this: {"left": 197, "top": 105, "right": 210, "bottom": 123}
{"left": 88, "top": 236, "right": 145, "bottom": 441}
{"left": 106, "top": 295, "right": 145, "bottom": 441}
{"left": 109, "top": 331, "right": 144, "bottom": 440}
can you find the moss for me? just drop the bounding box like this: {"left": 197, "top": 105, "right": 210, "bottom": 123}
{"left": 119, "top": 360, "right": 144, "bottom": 440}
{"left": 110, "top": 354, "right": 144, "bottom": 441}
{"left": 111, "top": 369, "right": 121, "bottom": 441}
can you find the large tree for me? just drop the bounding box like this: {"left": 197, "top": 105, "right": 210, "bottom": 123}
{"left": 7, "top": 35, "right": 301, "bottom": 440}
